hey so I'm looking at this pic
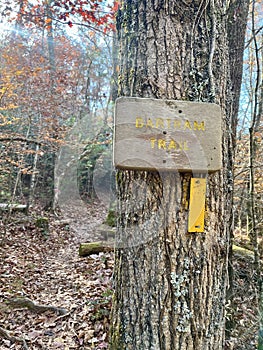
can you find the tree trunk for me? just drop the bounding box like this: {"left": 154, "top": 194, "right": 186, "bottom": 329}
{"left": 46, "top": 0, "right": 56, "bottom": 210}
{"left": 110, "top": 1, "right": 248, "bottom": 349}
{"left": 225, "top": 0, "right": 249, "bottom": 333}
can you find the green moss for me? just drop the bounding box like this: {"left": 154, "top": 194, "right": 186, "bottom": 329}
{"left": 105, "top": 209, "right": 116, "bottom": 227}
{"left": 35, "top": 216, "right": 49, "bottom": 237}
{"left": 35, "top": 216, "right": 49, "bottom": 228}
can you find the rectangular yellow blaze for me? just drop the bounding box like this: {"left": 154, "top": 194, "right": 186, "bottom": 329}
{"left": 188, "top": 178, "right": 206, "bottom": 233}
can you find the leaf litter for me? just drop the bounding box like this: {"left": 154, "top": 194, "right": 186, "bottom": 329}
{"left": 0, "top": 203, "right": 113, "bottom": 349}
{"left": 0, "top": 204, "right": 259, "bottom": 349}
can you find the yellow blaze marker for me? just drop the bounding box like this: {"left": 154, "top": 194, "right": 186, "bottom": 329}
{"left": 188, "top": 178, "right": 206, "bottom": 232}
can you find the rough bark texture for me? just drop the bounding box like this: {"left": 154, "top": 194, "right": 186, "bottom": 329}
{"left": 110, "top": 1, "right": 248, "bottom": 349}
{"left": 227, "top": 0, "right": 250, "bottom": 141}
{"left": 225, "top": 0, "right": 250, "bottom": 326}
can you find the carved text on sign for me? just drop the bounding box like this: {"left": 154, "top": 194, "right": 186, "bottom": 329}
{"left": 114, "top": 97, "right": 222, "bottom": 172}
{"left": 135, "top": 117, "right": 205, "bottom": 131}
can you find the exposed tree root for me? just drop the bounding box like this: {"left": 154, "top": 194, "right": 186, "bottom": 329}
{"left": 8, "top": 297, "right": 68, "bottom": 315}
{"left": 0, "top": 326, "right": 28, "bottom": 350}
{"left": 0, "top": 298, "right": 69, "bottom": 348}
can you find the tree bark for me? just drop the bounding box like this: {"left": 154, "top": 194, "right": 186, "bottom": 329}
{"left": 225, "top": 0, "right": 250, "bottom": 333}
{"left": 110, "top": 1, "right": 249, "bottom": 349}
{"left": 227, "top": 0, "right": 250, "bottom": 141}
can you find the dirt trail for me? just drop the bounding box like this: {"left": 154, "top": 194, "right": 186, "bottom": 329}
{"left": 0, "top": 203, "right": 113, "bottom": 349}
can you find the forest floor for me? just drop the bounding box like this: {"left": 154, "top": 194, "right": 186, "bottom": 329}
{"left": 0, "top": 202, "right": 113, "bottom": 350}
{"left": 0, "top": 202, "right": 259, "bottom": 350}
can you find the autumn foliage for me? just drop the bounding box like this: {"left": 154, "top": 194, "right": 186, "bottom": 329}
{"left": 0, "top": 0, "right": 115, "bottom": 206}
{"left": 1, "top": 0, "right": 119, "bottom": 31}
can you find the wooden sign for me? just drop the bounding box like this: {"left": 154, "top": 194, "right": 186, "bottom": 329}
{"left": 114, "top": 97, "right": 222, "bottom": 172}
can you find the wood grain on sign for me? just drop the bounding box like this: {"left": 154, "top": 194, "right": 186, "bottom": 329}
{"left": 114, "top": 97, "right": 222, "bottom": 172}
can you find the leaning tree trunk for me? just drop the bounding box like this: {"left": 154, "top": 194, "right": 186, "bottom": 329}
{"left": 110, "top": 1, "right": 248, "bottom": 349}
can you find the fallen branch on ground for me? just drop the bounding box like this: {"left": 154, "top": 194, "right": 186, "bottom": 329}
{"left": 79, "top": 240, "right": 114, "bottom": 257}
{"left": 8, "top": 297, "right": 68, "bottom": 315}
{"left": 233, "top": 244, "right": 254, "bottom": 259}
{"left": 0, "top": 203, "right": 27, "bottom": 212}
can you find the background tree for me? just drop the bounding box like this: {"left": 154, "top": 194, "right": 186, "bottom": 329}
{"left": 0, "top": 1, "right": 115, "bottom": 209}
{"left": 110, "top": 1, "right": 249, "bottom": 349}
{"left": 232, "top": 0, "right": 263, "bottom": 345}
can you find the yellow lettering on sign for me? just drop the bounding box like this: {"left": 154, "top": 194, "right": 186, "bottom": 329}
{"left": 158, "top": 139, "right": 166, "bottom": 149}
{"left": 136, "top": 117, "right": 144, "bottom": 128}
{"left": 135, "top": 117, "right": 206, "bottom": 132}
{"left": 150, "top": 138, "right": 156, "bottom": 148}
{"left": 194, "top": 121, "right": 205, "bottom": 131}
{"left": 146, "top": 119, "right": 154, "bottom": 128}
{"left": 178, "top": 142, "right": 183, "bottom": 150}
{"left": 168, "top": 139, "right": 177, "bottom": 150}
{"left": 150, "top": 138, "right": 189, "bottom": 151}
{"left": 177, "top": 141, "right": 189, "bottom": 150}
{"left": 184, "top": 120, "right": 192, "bottom": 130}
{"left": 156, "top": 118, "right": 164, "bottom": 128}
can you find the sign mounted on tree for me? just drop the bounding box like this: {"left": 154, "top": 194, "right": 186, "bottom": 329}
{"left": 114, "top": 97, "right": 222, "bottom": 173}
